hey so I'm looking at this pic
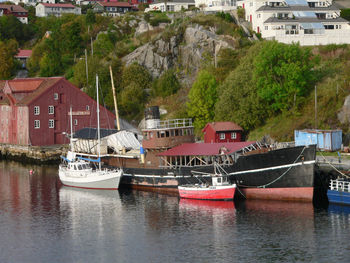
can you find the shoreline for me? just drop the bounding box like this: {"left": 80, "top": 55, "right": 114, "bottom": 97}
{"left": 0, "top": 143, "right": 67, "bottom": 164}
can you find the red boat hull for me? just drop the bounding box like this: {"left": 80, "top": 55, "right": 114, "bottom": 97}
{"left": 178, "top": 186, "right": 236, "bottom": 200}
{"left": 240, "top": 187, "right": 313, "bottom": 202}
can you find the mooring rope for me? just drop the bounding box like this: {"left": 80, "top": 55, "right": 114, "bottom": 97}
{"left": 318, "top": 151, "right": 350, "bottom": 179}
{"left": 236, "top": 146, "right": 307, "bottom": 188}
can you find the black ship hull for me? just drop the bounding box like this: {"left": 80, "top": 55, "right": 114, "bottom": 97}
{"left": 119, "top": 145, "right": 316, "bottom": 201}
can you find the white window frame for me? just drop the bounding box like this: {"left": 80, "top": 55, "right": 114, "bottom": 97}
{"left": 54, "top": 93, "right": 59, "bottom": 100}
{"left": 34, "top": 106, "right": 40, "bottom": 115}
{"left": 48, "top": 105, "right": 54, "bottom": 115}
{"left": 49, "top": 119, "right": 54, "bottom": 128}
{"left": 231, "top": 132, "right": 237, "bottom": 139}
{"left": 219, "top": 133, "right": 225, "bottom": 140}
{"left": 34, "top": 120, "right": 40, "bottom": 129}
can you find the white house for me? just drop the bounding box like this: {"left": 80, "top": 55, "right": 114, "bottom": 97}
{"left": 241, "top": 0, "right": 350, "bottom": 45}
{"left": 36, "top": 3, "right": 82, "bottom": 17}
{"left": 147, "top": 0, "right": 196, "bottom": 12}
{"left": 196, "top": 0, "right": 237, "bottom": 12}
{"left": 10, "top": 0, "right": 55, "bottom": 6}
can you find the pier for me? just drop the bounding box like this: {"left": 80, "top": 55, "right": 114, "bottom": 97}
{"left": 0, "top": 143, "right": 67, "bottom": 164}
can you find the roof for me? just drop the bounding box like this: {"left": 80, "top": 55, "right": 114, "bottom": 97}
{"left": 153, "top": 0, "right": 195, "bottom": 4}
{"left": 203, "top": 122, "right": 243, "bottom": 132}
{"left": 0, "top": 4, "right": 28, "bottom": 12}
{"left": 158, "top": 141, "right": 256, "bottom": 156}
{"left": 0, "top": 77, "right": 63, "bottom": 105}
{"left": 257, "top": 4, "right": 341, "bottom": 12}
{"left": 96, "top": 2, "right": 133, "bottom": 7}
{"left": 15, "top": 49, "right": 32, "bottom": 58}
{"left": 74, "top": 128, "right": 118, "bottom": 139}
{"left": 264, "top": 16, "right": 348, "bottom": 24}
{"left": 41, "top": 3, "right": 76, "bottom": 8}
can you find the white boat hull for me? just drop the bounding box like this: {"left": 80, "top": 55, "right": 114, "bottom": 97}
{"left": 59, "top": 167, "right": 122, "bottom": 190}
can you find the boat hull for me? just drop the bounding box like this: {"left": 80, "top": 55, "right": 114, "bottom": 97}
{"left": 114, "top": 145, "right": 316, "bottom": 201}
{"left": 58, "top": 169, "right": 122, "bottom": 190}
{"left": 178, "top": 185, "right": 236, "bottom": 200}
{"left": 327, "top": 190, "right": 350, "bottom": 205}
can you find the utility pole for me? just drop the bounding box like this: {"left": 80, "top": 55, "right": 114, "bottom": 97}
{"left": 85, "top": 49, "right": 88, "bottom": 90}
{"left": 314, "top": 85, "right": 317, "bottom": 129}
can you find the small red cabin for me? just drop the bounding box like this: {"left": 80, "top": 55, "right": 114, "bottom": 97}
{"left": 202, "top": 122, "right": 243, "bottom": 143}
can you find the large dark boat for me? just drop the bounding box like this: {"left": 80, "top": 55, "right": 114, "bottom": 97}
{"left": 105, "top": 107, "right": 316, "bottom": 202}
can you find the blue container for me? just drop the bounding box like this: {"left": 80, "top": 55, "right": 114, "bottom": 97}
{"left": 294, "top": 129, "right": 342, "bottom": 151}
{"left": 327, "top": 190, "right": 350, "bottom": 205}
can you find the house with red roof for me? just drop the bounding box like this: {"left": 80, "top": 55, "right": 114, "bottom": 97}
{"left": 15, "top": 49, "right": 32, "bottom": 69}
{"left": 0, "top": 77, "right": 116, "bottom": 146}
{"left": 0, "top": 4, "right": 28, "bottom": 24}
{"left": 36, "top": 3, "right": 81, "bottom": 17}
{"left": 202, "top": 121, "right": 243, "bottom": 143}
{"left": 93, "top": 1, "right": 133, "bottom": 16}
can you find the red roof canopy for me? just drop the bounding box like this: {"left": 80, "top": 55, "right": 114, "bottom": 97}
{"left": 98, "top": 2, "right": 132, "bottom": 7}
{"left": 203, "top": 122, "right": 243, "bottom": 132}
{"left": 15, "top": 49, "right": 32, "bottom": 58}
{"left": 157, "top": 141, "right": 256, "bottom": 156}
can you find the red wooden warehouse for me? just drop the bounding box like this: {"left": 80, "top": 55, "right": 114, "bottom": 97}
{"left": 0, "top": 77, "right": 115, "bottom": 146}
{"left": 202, "top": 122, "right": 243, "bottom": 143}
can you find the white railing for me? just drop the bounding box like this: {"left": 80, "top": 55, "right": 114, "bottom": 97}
{"left": 155, "top": 118, "right": 193, "bottom": 129}
{"left": 329, "top": 179, "right": 350, "bottom": 193}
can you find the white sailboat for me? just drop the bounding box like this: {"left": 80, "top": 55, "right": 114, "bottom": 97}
{"left": 59, "top": 75, "right": 123, "bottom": 190}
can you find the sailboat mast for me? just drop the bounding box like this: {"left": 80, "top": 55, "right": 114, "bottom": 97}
{"left": 70, "top": 106, "right": 73, "bottom": 151}
{"left": 109, "top": 65, "right": 120, "bottom": 130}
{"left": 96, "top": 74, "right": 101, "bottom": 170}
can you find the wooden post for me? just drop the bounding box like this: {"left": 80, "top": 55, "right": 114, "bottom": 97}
{"left": 85, "top": 49, "right": 88, "bottom": 90}
{"left": 109, "top": 65, "right": 120, "bottom": 130}
{"left": 315, "top": 85, "right": 317, "bottom": 129}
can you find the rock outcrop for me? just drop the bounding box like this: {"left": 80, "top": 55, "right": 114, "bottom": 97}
{"left": 123, "top": 24, "right": 236, "bottom": 79}
{"left": 337, "top": 95, "right": 350, "bottom": 124}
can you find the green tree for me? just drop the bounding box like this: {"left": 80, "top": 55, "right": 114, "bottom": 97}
{"left": 215, "top": 43, "right": 268, "bottom": 131}
{"left": 187, "top": 70, "right": 217, "bottom": 133}
{"left": 152, "top": 69, "right": 181, "bottom": 97}
{"left": 119, "top": 82, "right": 147, "bottom": 121}
{"left": 93, "top": 33, "right": 114, "bottom": 58}
{"left": 0, "top": 39, "right": 18, "bottom": 79}
{"left": 86, "top": 9, "right": 96, "bottom": 25}
{"left": 122, "top": 62, "right": 152, "bottom": 90}
{"left": 253, "top": 41, "right": 315, "bottom": 113}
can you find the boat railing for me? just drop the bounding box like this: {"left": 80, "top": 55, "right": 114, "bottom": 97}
{"left": 144, "top": 118, "right": 193, "bottom": 129}
{"left": 329, "top": 179, "right": 350, "bottom": 193}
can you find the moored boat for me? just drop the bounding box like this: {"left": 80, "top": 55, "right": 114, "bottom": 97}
{"left": 178, "top": 175, "right": 236, "bottom": 200}
{"left": 327, "top": 179, "right": 350, "bottom": 205}
{"left": 58, "top": 75, "right": 122, "bottom": 190}
{"left": 103, "top": 107, "right": 316, "bottom": 201}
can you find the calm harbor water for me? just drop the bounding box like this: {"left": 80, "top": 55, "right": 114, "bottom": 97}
{"left": 0, "top": 160, "right": 350, "bottom": 263}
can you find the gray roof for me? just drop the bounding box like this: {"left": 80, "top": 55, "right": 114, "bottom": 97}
{"left": 153, "top": 0, "right": 195, "bottom": 4}
{"left": 264, "top": 16, "right": 349, "bottom": 24}
{"left": 257, "top": 3, "right": 342, "bottom": 12}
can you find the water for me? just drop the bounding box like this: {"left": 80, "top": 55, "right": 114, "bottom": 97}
{"left": 0, "top": 160, "right": 350, "bottom": 263}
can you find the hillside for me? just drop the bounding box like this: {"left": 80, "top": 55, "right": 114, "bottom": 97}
{"left": 2, "top": 10, "right": 350, "bottom": 143}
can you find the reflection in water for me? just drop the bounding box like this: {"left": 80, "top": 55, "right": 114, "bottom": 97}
{"left": 2, "top": 160, "right": 350, "bottom": 263}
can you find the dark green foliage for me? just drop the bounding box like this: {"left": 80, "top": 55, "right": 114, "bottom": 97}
{"left": 215, "top": 43, "right": 268, "bottom": 131}
{"left": 215, "top": 11, "right": 234, "bottom": 23}
{"left": 0, "top": 15, "right": 33, "bottom": 44}
{"left": 340, "top": 9, "right": 350, "bottom": 21}
{"left": 187, "top": 70, "right": 217, "bottom": 133}
{"left": 0, "top": 39, "right": 18, "bottom": 80}
{"left": 152, "top": 69, "right": 181, "bottom": 97}
{"left": 149, "top": 13, "right": 171, "bottom": 26}
{"left": 253, "top": 41, "right": 315, "bottom": 113}
{"left": 86, "top": 9, "right": 96, "bottom": 25}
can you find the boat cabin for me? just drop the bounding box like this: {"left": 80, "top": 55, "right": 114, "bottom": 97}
{"left": 212, "top": 176, "right": 230, "bottom": 186}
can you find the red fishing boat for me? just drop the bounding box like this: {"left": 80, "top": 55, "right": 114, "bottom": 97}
{"left": 178, "top": 165, "right": 236, "bottom": 200}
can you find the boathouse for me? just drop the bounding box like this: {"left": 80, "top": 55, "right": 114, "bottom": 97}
{"left": 294, "top": 129, "right": 342, "bottom": 151}
{"left": 202, "top": 122, "right": 243, "bottom": 143}
{"left": 0, "top": 77, "right": 115, "bottom": 146}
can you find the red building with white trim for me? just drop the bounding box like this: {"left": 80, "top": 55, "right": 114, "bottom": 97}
{"left": 0, "top": 77, "right": 115, "bottom": 146}
{"left": 0, "top": 4, "right": 28, "bottom": 24}
{"left": 202, "top": 122, "right": 243, "bottom": 143}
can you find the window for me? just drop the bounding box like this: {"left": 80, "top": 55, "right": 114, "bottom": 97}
{"left": 48, "top": 106, "right": 54, "bottom": 115}
{"left": 54, "top": 93, "right": 58, "bottom": 100}
{"left": 231, "top": 132, "right": 237, "bottom": 139}
{"left": 265, "top": 26, "right": 268, "bottom": 30}
{"left": 34, "top": 120, "right": 40, "bottom": 129}
{"left": 34, "top": 106, "right": 40, "bottom": 115}
{"left": 49, "top": 119, "right": 54, "bottom": 128}
{"left": 74, "top": 119, "right": 78, "bottom": 125}
{"left": 220, "top": 133, "right": 225, "bottom": 140}
{"left": 86, "top": 105, "right": 90, "bottom": 111}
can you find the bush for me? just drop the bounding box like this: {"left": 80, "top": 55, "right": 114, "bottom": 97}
{"left": 152, "top": 69, "right": 181, "bottom": 97}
